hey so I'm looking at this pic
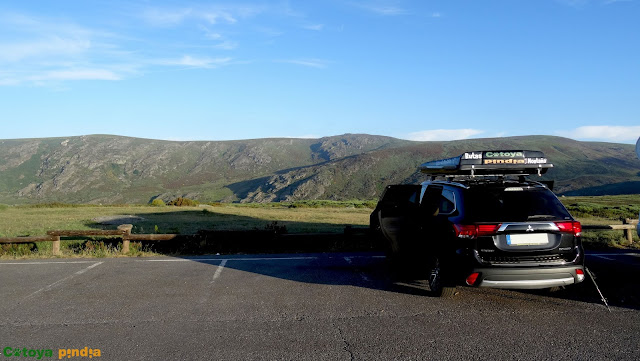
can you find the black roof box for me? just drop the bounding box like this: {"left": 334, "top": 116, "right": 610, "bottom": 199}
{"left": 419, "top": 150, "right": 553, "bottom": 176}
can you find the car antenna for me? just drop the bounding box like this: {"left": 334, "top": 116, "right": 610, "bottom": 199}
{"left": 585, "top": 267, "right": 611, "bottom": 312}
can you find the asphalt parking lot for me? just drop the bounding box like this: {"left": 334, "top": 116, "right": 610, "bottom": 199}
{"left": 1, "top": 251, "right": 639, "bottom": 360}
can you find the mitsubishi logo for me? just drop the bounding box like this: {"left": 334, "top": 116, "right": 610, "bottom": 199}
{"left": 526, "top": 225, "right": 534, "bottom": 232}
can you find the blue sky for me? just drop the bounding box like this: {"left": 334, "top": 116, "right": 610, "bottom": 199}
{"left": 0, "top": 0, "right": 639, "bottom": 143}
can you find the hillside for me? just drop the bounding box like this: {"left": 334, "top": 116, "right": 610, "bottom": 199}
{"left": 0, "top": 134, "right": 638, "bottom": 204}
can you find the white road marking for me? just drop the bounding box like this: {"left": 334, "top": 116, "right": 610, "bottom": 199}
{"left": 23, "top": 262, "right": 103, "bottom": 300}
{"left": 344, "top": 257, "right": 370, "bottom": 282}
{"left": 75, "top": 261, "right": 103, "bottom": 275}
{"left": 588, "top": 253, "right": 640, "bottom": 257}
{"left": 591, "top": 255, "right": 615, "bottom": 261}
{"left": 0, "top": 261, "right": 100, "bottom": 265}
{"left": 139, "top": 257, "right": 318, "bottom": 262}
{"left": 211, "top": 259, "right": 227, "bottom": 283}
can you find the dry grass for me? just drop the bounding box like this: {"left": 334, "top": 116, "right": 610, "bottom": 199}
{"left": 0, "top": 204, "right": 372, "bottom": 258}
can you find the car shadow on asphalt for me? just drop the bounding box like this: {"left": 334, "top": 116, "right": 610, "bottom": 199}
{"left": 82, "top": 211, "right": 640, "bottom": 311}
{"left": 182, "top": 251, "right": 640, "bottom": 311}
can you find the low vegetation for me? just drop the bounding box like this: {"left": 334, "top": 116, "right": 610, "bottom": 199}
{"left": 167, "top": 197, "right": 199, "bottom": 207}
{"left": 150, "top": 198, "right": 166, "bottom": 207}
{"left": 0, "top": 195, "right": 637, "bottom": 258}
{"left": 560, "top": 195, "right": 640, "bottom": 248}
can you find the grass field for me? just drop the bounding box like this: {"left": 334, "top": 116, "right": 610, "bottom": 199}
{"left": 0, "top": 202, "right": 373, "bottom": 258}
{"left": 0, "top": 195, "right": 638, "bottom": 258}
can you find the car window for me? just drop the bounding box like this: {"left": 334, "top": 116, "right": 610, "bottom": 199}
{"left": 439, "top": 189, "right": 456, "bottom": 215}
{"left": 466, "top": 187, "right": 571, "bottom": 222}
{"left": 420, "top": 185, "right": 443, "bottom": 216}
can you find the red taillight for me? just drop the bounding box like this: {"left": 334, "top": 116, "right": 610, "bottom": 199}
{"left": 454, "top": 224, "right": 477, "bottom": 239}
{"left": 576, "top": 268, "right": 585, "bottom": 282}
{"left": 555, "top": 221, "right": 582, "bottom": 237}
{"left": 454, "top": 224, "right": 501, "bottom": 239}
{"left": 466, "top": 272, "right": 480, "bottom": 286}
{"left": 477, "top": 224, "right": 501, "bottom": 237}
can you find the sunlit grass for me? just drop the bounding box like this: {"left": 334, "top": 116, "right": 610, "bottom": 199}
{"left": 1, "top": 195, "right": 638, "bottom": 257}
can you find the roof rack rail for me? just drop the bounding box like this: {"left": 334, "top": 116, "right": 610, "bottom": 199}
{"left": 419, "top": 150, "right": 553, "bottom": 177}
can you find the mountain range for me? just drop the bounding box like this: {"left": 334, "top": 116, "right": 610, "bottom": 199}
{"left": 0, "top": 134, "right": 638, "bottom": 204}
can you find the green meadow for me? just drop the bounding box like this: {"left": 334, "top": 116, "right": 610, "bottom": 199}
{"left": 0, "top": 195, "right": 638, "bottom": 258}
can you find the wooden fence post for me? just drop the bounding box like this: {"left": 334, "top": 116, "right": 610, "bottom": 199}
{"left": 624, "top": 218, "right": 639, "bottom": 244}
{"left": 52, "top": 235, "right": 61, "bottom": 256}
{"left": 118, "top": 224, "right": 133, "bottom": 254}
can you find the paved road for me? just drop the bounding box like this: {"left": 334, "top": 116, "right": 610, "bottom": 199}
{"left": 1, "top": 252, "right": 639, "bottom": 360}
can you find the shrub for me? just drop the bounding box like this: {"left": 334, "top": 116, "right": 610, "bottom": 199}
{"left": 167, "top": 197, "right": 199, "bottom": 207}
{"left": 566, "top": 203, "right": 640, "bottom": 220}
{"left": 150, "top": 198, "right": 166, "bottom": 207}
{"left": 583, "top": 231, "right": 629, "bottom": 248}
{"left": 29, "top": 202, "right": 81, "bottom": 208}
{"left": 1, "top": 243, "right": 37, "bottom": 257}
{"left": 286, "top": 200, "right": 376, "bottom": 209}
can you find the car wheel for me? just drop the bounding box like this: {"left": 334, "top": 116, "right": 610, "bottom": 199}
{"left": 428, "top": 257, "right": 457, "bottom": 297}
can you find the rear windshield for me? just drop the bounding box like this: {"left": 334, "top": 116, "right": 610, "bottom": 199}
{"left": 466, "top": 187, "right": 572, "bottom": 222}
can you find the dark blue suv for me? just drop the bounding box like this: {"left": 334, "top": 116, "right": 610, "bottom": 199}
{"left": 370, "top": 151, "right": 585, "bottom": 297}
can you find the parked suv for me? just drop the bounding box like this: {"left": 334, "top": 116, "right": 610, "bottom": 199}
{"left": 370, "top": 150, "right": 585, "bottom": 296}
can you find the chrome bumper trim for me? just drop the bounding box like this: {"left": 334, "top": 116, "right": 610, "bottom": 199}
{"left": 480, "top": 277, "right": 575, "bottom": 289}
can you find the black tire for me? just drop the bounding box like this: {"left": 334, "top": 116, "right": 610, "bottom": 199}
{"left": 428, "top": 257, "right": 457, "bottom": 297}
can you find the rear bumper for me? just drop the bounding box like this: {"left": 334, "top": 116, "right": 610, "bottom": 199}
{"left": 471, "top": 266, "right": 585, "bottom": 289}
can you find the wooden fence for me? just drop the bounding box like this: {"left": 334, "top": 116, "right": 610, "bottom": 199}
{"left": 582, "top": 218, "right": 639, "bottom": 244}
{"left": 0, "top": 224, "right": 137, "bottom": 255}
{"left": 0, "top": 224, "right": 371, "bottom": 255}
{"left": 0, "top": 219, "right": 638, "bottom": 256}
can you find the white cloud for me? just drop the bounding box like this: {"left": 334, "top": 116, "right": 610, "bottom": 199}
{"left": 278, "top": 59, "right": 329, "bottom": 68}
{"left": 256, "top": 26, "right": 284, "bottom": 37}
{"left": 0, "top": 12, "right": 136, "bottom": 86}
{"left": 351, "top": 2, "right": 408, "bottom": 16}
{"left": 557, "top": 125, "right": 640, "bottom": 143}
{"left": 32, "top": 69, "right": 121, "bottom": 81}
{"left": 214, "top": 41, "right": 238, "bottom": 50}
{"left": 159, "top": 55, "right": 233, "bottom": 68}
{"left": 405, "top": 129, "right": 485, "bottom": 141}
{"left": 141, "top": 5, "right": 264, "bottom": 27}
{"left": 366, "top": 6, "right": 407, "bottom": 16}
{"left": 201, "top": 11, "right": 237, "bottom": 25}
{"left": 303, "top": 24, "right": 325, "bottom": 31}
{"left": 0, "top": 37, "right": 91, "bottom": 62}
{"left": 141, "top": 8, "right": 194, "bottom": 26}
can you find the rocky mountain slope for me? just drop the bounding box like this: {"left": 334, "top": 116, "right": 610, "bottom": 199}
{"left": 0, "top": 134, "right": 638, "bottom": 204}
